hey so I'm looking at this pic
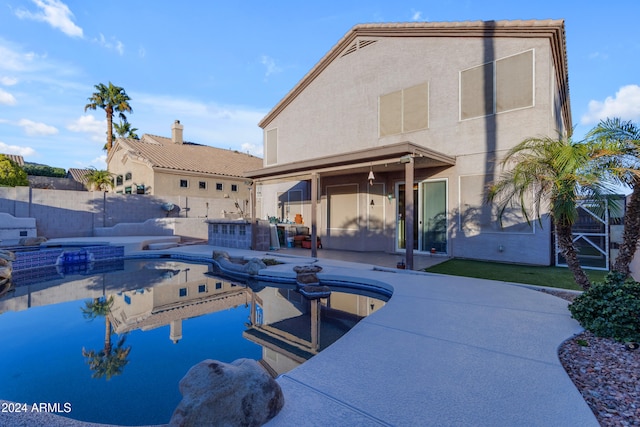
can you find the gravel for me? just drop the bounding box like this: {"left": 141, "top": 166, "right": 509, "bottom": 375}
{"left": 541, "top": 289, "right": 640, "bottom": 426}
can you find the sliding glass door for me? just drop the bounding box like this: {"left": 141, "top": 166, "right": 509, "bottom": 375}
{"left": 396, "top": 179, "right": 447, "bottom": 253}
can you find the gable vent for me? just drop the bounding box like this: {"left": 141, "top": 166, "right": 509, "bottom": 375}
{"left": 340, "top": 39, "right": 378, "bottom": 57}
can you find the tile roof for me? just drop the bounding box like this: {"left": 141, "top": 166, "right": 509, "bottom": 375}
{"left": 115, "top": 134, "right": 263, "bottom": 178}
{"left": 0, "top": 154, "right": 25, "bottom": 166}
{"left": 114, "top": 134, "right": 262, "bottom": 177}
{"left": 67, "top": 168, "right": 92, "bottom": 184}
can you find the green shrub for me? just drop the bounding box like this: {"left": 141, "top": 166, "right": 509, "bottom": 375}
{"left": 23, "top": 163, "right": 66, "bottom": 177}
{"left": 0, "top": 155, "right": 28, "bottom": 186}
{"left": 568, "top": 272, "right": 640, "bottom": 343}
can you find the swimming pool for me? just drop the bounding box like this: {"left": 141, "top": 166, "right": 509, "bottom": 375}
{"left": 0, "top": 258, "right": 386, "bottom": 425}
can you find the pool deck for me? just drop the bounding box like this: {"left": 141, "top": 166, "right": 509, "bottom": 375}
{"left": 4, "top": 240, "right": 597, "bottom": 426}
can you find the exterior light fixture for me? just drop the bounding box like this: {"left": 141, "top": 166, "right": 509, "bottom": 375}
{"left": 368, "top": 168, "right": 375, "bottom": 185}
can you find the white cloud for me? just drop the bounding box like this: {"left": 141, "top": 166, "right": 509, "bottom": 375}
{"left": 411, "top": 9, "right": 423, "bottom": 21}
{"left": 18, "top": 119, "right": 58, "bottom": 136}
{"left": 241, "top": 142, "right": 263, "bottom": 157}
{"left": 0, "top": 141, "right": 36, "bottom": 157}
{"left": 94, "top": 33, "right": 125, "bottom": 55}
{"left": 133, "top": 93, "right": 265, "bottom": 154}
{"left": 260, "top": 55, "right": 282, "bottom": 79}
{"left": 0, "top": 76, "right": 18, "bottom": 86}
{"left": 67, "top": 115, "right": 106, "bottom": 142}
{"left": 588, "top": 51, "right": 608, "bottom": 60}
{"left": 138, "top": 46, "right": 146, "bottom": 58}
{"left": 0, "top": 88, "right": 16, "bottom": 105}
{"left": 0, "top": 42, "right": 39, "bottom": 72}
{"left": 88, "top": 154, "right": 107, "bottom": 169}
{"left": 580, "top": 84, "right": 640, "bottom": 125}
{"left": 15, "top": 0, "right": 83, "bottom": 38}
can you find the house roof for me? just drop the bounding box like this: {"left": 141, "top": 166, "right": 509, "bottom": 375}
{"left": 0, "top": 154, "right": 25, "bottom": 166}
{"left": 111, "top": 134, "right": 263, "bottom": 178}
{"left": 259, "top": 19, "right": 571, "bottom": 131}
{"left": 67, "top": 168, "right": 92, "bottom": 184}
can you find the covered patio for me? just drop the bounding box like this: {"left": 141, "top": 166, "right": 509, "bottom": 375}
{"left": 246, "top": 141, "right": 455, "bottom": 270}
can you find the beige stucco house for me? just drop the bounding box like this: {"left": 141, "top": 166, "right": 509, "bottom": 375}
{"left": 108, "top": 120, "right": 262, "bottom": 205}
{"left": 246, "top": 20, "right": 571, "bottom": 268}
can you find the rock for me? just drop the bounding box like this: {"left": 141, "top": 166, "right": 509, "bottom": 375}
{"left": 245, "top": 258, "right": 266, "bottom": 275}
{"left": 18, "top": 236, "right": 46, "bottom": 246}
{"left": 294, "top": 265, "right": 322, "bottom": 286}
{"left": 0, "top": 265, "right": 12, "bottom": 280}
{"left": 212, "top": 250, "right": 230, "bottom": 261}
{"left": 299, "top": 285, "right": 331, "bottom": 299}
{"left": 170, "top": 358, "right": 284, "bottom": 427}
{"left": 0, "top": 250, "right": 16, "bottom": 262}
{"left": 293, "top": 265, "right": 322, "bottom": 274}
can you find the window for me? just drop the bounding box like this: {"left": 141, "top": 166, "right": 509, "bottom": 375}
{"left": 180, "top": 179, "right": 188, "bottom": 188}
{"left": 179, "top": 288, "right": 187, "bottom": 297}
{"left": 136, "top": 185, "right": 145, "bottom": 194}
{"left": 231, "top": 184, "right": 238, "bottom": 192}
{"left": 216, "top": 183, "right": 223, "bottom": 191}
{"left": 116, "top": 175, "right": 123, "bottom": 186}
{"left": 379, "top": 83, "right": 429, "bottom": 137}
{"left": 215, "top": 282, "right": 222, "bottom": 290}
{"left": 199, "top": 181, "right": 207, "bottom": 190}
{"left": 124, "top": 186, "right": 132, "bottom": 194}
{"left": 198, "top": 284, "right": 207, "bottom": 293}
{"left": 265, "top": 128, "right": 278, "bottom": 165}
{"left": 239, "top": 225, "right": 246, "bottom": 236}
{"left": 496, "top": 50, "right": 534, "bottom": 113}
{"left": 460, "top": 50, "right": 534, "bottom": 120}
{"left": 125, "top": 172, "right": 132, "bottom": 181}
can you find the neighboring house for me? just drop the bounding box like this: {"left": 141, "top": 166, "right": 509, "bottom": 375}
{"left": 66, "top": 168, "right": 92, "bottom": 189}
{"left": 246, "top": 20, "right": 572, "bottom": 268}
{"left": 0, "top": 154, "right": 87, "bottom": 190}
{"left": 108, "top": 120, "right": 262, "bottom": 207}
{"left": 1, "top": 154, "right": 25, "bottom": 166}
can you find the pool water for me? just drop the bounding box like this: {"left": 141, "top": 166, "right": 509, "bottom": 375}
{"left": 0, "top": 259, "right": 386, "bottom": 425}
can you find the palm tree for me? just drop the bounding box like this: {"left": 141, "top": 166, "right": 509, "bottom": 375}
{"left": 114, "top": 119, "right": 139, "bottom": 140}
{"left": 85, "top": 167, "right": 114, "bottom": 192}
{"left": 84, "top": 82, "right": 133, "bottom": 154}
{"left": 487, "top": 134, "right": 613, "bottom": 290}
{"left": 588, "top": 118, "right": 640, "bottom": 277}
{"left": 81, "top": 296, "right": 132, "bottom": 380}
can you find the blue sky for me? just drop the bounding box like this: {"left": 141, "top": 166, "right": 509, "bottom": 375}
{"left": 0, "top": 0, "right": 639, "bottom": 170}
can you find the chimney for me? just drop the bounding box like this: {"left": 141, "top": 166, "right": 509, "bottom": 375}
{"left": 172, "top": 120, "right": 184, "bottom": 144}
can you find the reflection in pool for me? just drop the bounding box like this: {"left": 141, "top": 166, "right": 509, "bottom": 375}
{"left": 0, "top": 259, "right": 387, "bottom": 425}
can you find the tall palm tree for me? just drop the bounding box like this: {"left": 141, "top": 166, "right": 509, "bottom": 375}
{"left": 487, "top": 135, "right": 613, "bottom": 290}
{"left": 114, "top": 119, "right": 139, "bottom": 140}
{"left": 84, "top": 82, "right": 133, "bottom": 154}
{"left": 81, "top": 296, "right": 132, "bottom": 380}
{"left": 588, "top": 118, "right": 640, "bottom": 277}
{"left": 85, "top": 167, "right": 114, "bottom": 192}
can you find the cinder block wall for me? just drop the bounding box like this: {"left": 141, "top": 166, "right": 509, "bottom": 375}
{"left": 0, "top": 187, "right": 245, "bottom": 239}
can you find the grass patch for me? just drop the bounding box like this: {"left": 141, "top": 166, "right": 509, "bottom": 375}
{"left": 424, "top": 259, "right": 608, "bottom": 291}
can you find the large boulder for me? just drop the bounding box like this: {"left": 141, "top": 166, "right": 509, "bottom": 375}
{"left": 244, "top": 258, "right": 266, "bottom": 275}
{"left": 169, "top": 358, "right": 284, "bottom": 427}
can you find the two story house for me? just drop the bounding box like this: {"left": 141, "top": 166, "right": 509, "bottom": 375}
{"left": 246, "top": 20, "right": 571, "bottom": 267}
{"left": 108, "top": 120, "right": 263, "bottom": 211}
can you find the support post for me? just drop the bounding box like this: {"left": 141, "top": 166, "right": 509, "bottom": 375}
{"left": 405, "top": 158, "right": 414, "bottom": 270}
{"left": 250, "top": 183, "right": 257, "bottom": 250}
{"left": 311, "top": 172, "right": 318, "bottom": 258}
